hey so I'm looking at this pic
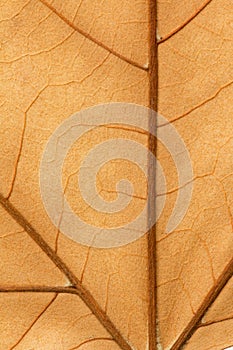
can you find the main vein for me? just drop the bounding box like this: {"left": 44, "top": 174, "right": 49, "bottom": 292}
{"left": 148, "top": 1, "right": 158, "bottom": 349}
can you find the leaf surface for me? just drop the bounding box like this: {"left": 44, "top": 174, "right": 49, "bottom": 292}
{"left": 0, "top": 0, "right": 150, "bottom": 349}
{"left": 1, "top": 0, "right": 233, "bottom": 349}
{"left": 157, "top": 0, "right": 233, "bottom": 349}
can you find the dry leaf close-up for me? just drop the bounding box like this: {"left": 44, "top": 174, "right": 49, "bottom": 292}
{"left": 0, "top": 0, "right": 233, "bottom": 349}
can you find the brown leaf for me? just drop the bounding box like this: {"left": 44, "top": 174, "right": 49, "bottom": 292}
{"left": 157, "top": 0, "right": 233, "bottom": 349}
{"left": 0, "top": 0, "right": 151, "bottom": 349}
{"left": 1, "top": 0, "right": 233, "bottom": 349}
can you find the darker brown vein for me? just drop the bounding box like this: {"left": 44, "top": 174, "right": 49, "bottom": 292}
{"left": 7, "top": 113, "right": 27, "bottom": 200}
{"left": 10, "top": 294, "right": 58, "bottom": 350}
{"left": 158, "top": 0, "right": 213, "bottom": 44}
{"left": 0, "top": 286, "right": 80, "bottom": 294}
{"left": 69, "top": 338, "right": 114, "bottom": 350}
{"left": 170, "top": 257, "right": 233, "bottom": 350}
{"left": 198, "top": 314, "right": 233, "bottom": 328}
{"left": 0, "top": 193, "right": 133, "bottom": 350}
{"left": 39, "top": 0, "right": 148, "bottom": 71}
{"left": 148, "top": 1, "right": 158, "bottom": 350}
{"left": 158, "top": 80, "right": 233, "bottom": 127}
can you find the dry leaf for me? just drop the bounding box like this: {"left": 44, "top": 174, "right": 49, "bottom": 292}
{"left": 157, "top": 0, "right": 233, "bottom": 349}
{"left": 0, "top": 0, "right": 151, "bottom": 349}
{"left": 0, "top": 0, "right": 233, "bottom": 350}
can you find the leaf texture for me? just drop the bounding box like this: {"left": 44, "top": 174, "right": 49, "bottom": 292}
{"left": 1, "top": 0, "right": 233, "bottom": 349}
{"left": 157, "top": 0, "right": 233, "bottom": 349}
{"left": 0, "top": 0, "right": 151, "bottom": 349}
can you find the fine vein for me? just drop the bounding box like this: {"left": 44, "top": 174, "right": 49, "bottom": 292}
{"left": 158, "top": 0, "right": 213, "bottom": 44}
{"left": 9, "top": 294, "right": 57, "bottom": 350}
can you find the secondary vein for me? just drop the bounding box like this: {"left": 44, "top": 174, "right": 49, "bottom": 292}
{"left": 39, "top": 0, "right": 148, "bottom": 71}
{"left": 170, "top": 256, "right": 233, "bottom": 350}
{"left": 0, "top": 192, "right": 133, "bottom": 350}
{"left": 158, "top": 0, "right": 213, "bottom": 45}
